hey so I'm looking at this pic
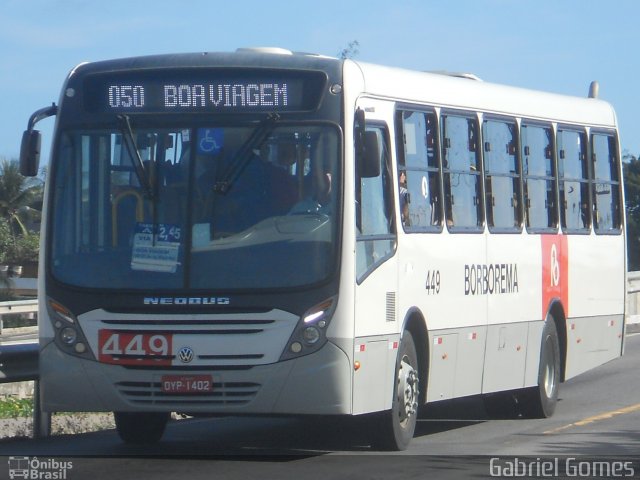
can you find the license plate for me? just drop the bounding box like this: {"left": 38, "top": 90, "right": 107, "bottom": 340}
{"left": 98, "top": 330, "right": 173, "bottom": 366}
{"left": 161, "top": 375, "right": 213, "bottom": 394}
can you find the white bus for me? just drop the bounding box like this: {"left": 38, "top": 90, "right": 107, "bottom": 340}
{"left": 20, "top": 48, "right": 626, "bottom": 450}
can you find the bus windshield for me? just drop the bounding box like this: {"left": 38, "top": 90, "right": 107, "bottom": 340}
{"left": 50, "top": 123, "right": 341, "bottom": 290}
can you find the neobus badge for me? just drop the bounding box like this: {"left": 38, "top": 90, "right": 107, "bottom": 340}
{"left": 143, "top": 297, "right": 230, "bottom": 305}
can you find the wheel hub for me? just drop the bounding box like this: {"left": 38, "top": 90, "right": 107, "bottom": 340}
{"left": 398, "top": 357, "right": 418, "bottom": 423}
{"left": 543, "top": 338, "right": 557, "bottom": 398}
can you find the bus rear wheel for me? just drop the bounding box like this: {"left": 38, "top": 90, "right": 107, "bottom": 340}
{"left": 520, "top": 317, "right": 561, "bottom": 418}
{"left": 114, "top": 412, "right": 170, "bottom": 444}
{"left": 370, "top": 330, "right": 419, "bottom": 451}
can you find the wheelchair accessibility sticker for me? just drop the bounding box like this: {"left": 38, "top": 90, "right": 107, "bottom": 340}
{"left": 197, "top": 128, "right": 223, "bottom": 155}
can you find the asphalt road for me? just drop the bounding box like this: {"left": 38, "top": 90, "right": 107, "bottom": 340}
{"left": 1, "top": 332, "right": 639, "bottom": 479}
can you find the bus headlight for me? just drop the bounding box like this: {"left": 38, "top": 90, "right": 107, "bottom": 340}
{"left": 59, "top": 327, "right": 78, "bottom": 345}
{"left": 302, "top": 326, "right": 321, "bottom": 345}
{"left": 47, "top": 298, "right": 94, "bottom": 360}
{"left": 280, "top": 296, "right": 337, "bottom": 361}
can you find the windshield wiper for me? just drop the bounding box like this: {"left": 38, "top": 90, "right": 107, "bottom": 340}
{"left": 117, "top": 114, "right": 155, "bottom": 200}
{"left": 213, "top": 113, "right": 280, "bottom": 194}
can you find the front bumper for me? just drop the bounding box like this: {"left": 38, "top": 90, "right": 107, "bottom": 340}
{"left": 39, "top": 339, "right": 352, "bottom": 415}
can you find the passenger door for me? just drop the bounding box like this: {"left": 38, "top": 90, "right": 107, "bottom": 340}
{"left": 353, "top": 104, "right": 399, "bottom": 414}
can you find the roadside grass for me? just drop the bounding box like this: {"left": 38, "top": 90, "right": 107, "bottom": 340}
{"left": 0, "top": 396, "right": 116, "bottom": 438}
{"left": 0, "top": 396, "right": 33, "bottom": 418}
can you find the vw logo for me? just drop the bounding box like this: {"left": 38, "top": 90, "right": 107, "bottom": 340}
{"left": 178, "top": 346, "right": 195, "bottom": 364}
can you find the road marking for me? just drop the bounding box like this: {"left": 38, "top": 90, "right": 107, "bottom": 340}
{"left": 544, "top": 403, "right": 640, "bottom": 434}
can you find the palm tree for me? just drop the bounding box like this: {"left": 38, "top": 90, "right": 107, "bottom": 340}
{"left": 0, "top": 158, "right": 43, "bottom": 236}
{"left": 0, "top": 217, "right": 14, "bottom": 300}
{"left": 623, "top": 152, "right": 640, "bottom": 270}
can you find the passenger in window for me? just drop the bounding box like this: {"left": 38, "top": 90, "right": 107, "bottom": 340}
{"left": 444, "top": 187, "right": 454, "bottom": 228}
{"left": 399, "top": 170, "right": 410, "bottom": 226}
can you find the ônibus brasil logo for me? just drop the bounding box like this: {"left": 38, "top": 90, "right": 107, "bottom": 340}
{"left": 8, "top": 457, "right": 73, "bottom": 480}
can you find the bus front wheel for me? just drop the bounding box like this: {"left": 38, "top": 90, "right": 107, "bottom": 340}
{"left": 370, "top": 330, "right": 419, "bottom": 451}
{"left": 114, "top": 412, "right": 170, "bottom": 444}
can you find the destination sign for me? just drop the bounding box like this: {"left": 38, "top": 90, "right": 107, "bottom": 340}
{"left": 83, "top": 69, "right": 326, "bottom": 113}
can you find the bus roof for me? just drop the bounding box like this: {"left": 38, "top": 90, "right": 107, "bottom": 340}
{"left": 349, "top": 60, "right": 617, "bottom": 128}
{"left": 70, "top": 49, "right": 342, "bottom": 78}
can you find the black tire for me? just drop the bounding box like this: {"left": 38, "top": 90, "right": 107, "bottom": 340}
{"left": 370, "top": 331, "right": 420, "bottom": 451}
{"left": 520, "top": 317, "right": 561, "bottom": 418}
{"left": 114, "top": 412, "right": 170, "bottom": 444}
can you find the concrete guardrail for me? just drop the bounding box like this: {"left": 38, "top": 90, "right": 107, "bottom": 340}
{"left": 0, "top": 298, "right": 49, "bottom": 437}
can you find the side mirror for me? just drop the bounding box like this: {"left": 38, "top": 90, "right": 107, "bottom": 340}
{"left": 358, "top": 130, "right": 381, "bottom": 178}
{"left": 20, "top": 103, "right": 57, "bottom": 177}
{"left": 354, "top": 108, "right": 381, "bottom": 178}
{"left": 20, "top": 130, "right": 42, "bottom": 177}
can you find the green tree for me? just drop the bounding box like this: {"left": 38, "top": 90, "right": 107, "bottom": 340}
{"left": 0, "top": 218, "right": 14, "bottom": 299}
{"left": 0, "top": 158, "right": 43, "bottom": 236}
{"left": 623, "top": 152, "right": 640, "bottom": 271}
{"left": 0, "top": 159, "right": 42, "bottom": 274}
{"left": 0, "top": 217, "right": 12, "bottom": 264}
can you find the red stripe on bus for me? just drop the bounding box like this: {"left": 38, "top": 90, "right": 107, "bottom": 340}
{"left": 541, "top": 235, "right": 569, "bottom": 318}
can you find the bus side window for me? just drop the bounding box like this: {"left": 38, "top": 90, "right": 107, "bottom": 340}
{"left": 483, "top": 118, "right": 521, "bottom": 231}
{"left": 441, "top": 113, "right": 483, "bottom": 231}
{"left": 522, "top": 123, "right": 557, "bottom": 232}
{"left": 557, "top": 128, "right": 590, "bottom": 232}
{"left": 397, "top": 109, "right": 442, "bottom": 230}
{"left": 591, "top": 133, "right": 622, "bottom": 233}
{"left": 355, "top": 125, "right": 396, "bottom": 281}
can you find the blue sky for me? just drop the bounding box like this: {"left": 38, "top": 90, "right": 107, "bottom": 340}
{"left": 1, "top": 0, "right": 638, "bottom": 162}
